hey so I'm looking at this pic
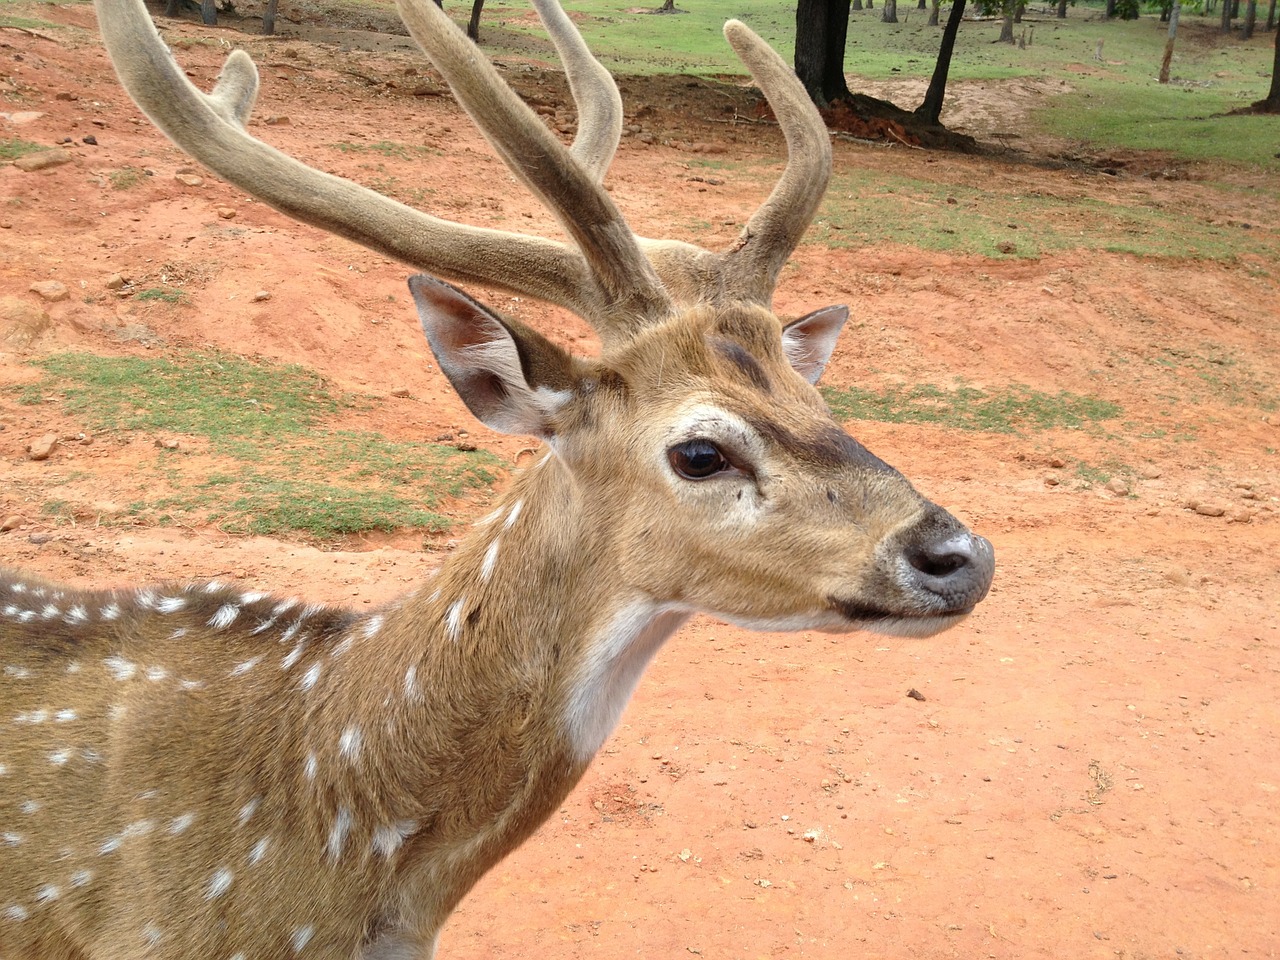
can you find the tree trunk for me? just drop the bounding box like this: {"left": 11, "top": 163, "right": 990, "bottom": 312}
{"left": 883, "top": 0, "right": 898, "bottom": 22}
{"left": 852, "top": 0, "right": 862, "bottom": 9}
{"left": 200, "top": 0, "right": 217, "bottom": 25}
{"left": 795, "top": 0, "right": 853, "bottom": 107}
{"left": 999, "top": 7, "right": 1015, "bottom": 40}
{"left": 163, "top": 0, "right": 180, "bottom": 15}
{"left": 929, "top": 0, "right": 940, "bottom": 25}
{"left": 1160, "top": 0, "right": 1180, "bottom": 82}
{"left": 916, "top": 0, "right": 966, "bottom": 123}
{"left": 1105, "top": 0, "right": 1116, "bottom": 16}
{"left": 918, "top": 0, "right": 927, "bottom": 9}
{"left": 262, "top": 0, "right": 278, "bottom": 34}
{"left": 1243, "top": 0, "right": 1257, "bottom": 36}
{"left": 1057, "top": 0, "right": 1067, "bottom": 16}
{"left": 1014, "top": 0, "right": 1025, "bottom": 22}
{"left": 1266, "top": 0, "right": 1275, "bottom": 30}
{"left": 1259, "top": 23, "right": 1280, "bottom": 109}
{"left": 1221, "top": 0, "right": 1232, "bottom": 31}
{"left": 467, "top": 0, "right": 486, "bottom": 39}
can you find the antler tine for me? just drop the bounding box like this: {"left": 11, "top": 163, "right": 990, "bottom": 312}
{"left": 395, "top": 0, "right": 671, "bottom": 337}
{"left": 530, "top": 0, "right": 623, "bottom": 182}
{"left": 93, "top": 0, "right": 668, "bottom": 340}
{"left": 720, "top": 20, "right": 832, "bottom": 307}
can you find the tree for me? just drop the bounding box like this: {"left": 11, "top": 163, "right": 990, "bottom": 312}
{"left": 262, "top": 0, "right": 279, "bottom": 35}
{"left": 1255, "top": 24, "right": 1280, "bottom": 110}
{"left": 1159, "top": 0, "right": 1180, "bottom": 82}
{"left": 916, "top": 0, "right": 967, "bottom": 123}
{"left": 929, "top": 0, "right": 941, "bottom": 25}
{"left": 467, "top": 0, "right": 485, "bottom": 39}
{"left": 882, "top": 0, "right": 899, "bottom": 22}
{"left": 795, "top": 0, "right": 853, "bottom": 106}
{"left": 1242, "top": 0, "right": 1257, "bottom": 37}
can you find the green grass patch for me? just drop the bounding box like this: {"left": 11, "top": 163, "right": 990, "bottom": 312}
{"left": 816, "top": 169, "right": 1279, "bottom": 262}
{"left": 109, "top": 166, "right": 145, "bottom": 190}
{"left": 0, "top": 13, "right": 60, "bottom": 30}
{"left": 822, "top": 381, "right": 1121, "bottom": 433}
{"left": 22, "top": 352, "right": 500, "bottom": 538}
{"left": 133, "top": 287, "right": 187, "bottom": 304}
{"left": 333, "top": 140, "right": 441, "bottom": 159}
{"left": 0, "top": 138, "right": 44, "bottom": 160}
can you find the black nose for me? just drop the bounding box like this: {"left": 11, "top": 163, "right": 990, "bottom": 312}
{"left": 904, "top": 531, "right": 995, "bottom": 611}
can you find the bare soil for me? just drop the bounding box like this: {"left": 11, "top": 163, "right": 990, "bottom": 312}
{"left": 3, "top": 6, "right": 1279, "bottom": 958}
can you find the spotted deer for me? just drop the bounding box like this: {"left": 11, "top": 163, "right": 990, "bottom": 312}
{"left": 0, "top": 0, "right": 994, "bottom": 956}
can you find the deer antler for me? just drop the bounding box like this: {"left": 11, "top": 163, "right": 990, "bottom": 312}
{"left": 95, "top": 0, "right": 831, "bottom": 337}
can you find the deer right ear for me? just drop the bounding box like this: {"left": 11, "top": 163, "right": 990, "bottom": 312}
{"left": 409, "top": 275, "right": 577, "bottom": 439}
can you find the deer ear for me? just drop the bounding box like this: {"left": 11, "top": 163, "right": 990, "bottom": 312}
{"left": 409, "top": 275, "right": 576, "bottom": 438}
{"left": 781, "top": 305, "right": 849, "bottom": 385}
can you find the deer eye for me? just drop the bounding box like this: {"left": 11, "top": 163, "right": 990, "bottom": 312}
{"left": 668, "top": 439, "right": 730, "bottom": 480}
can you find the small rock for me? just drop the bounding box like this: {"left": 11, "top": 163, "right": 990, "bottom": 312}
{"left": 997, "top": 241, "right": 1017, "bottom": 254}
{"left": 1228, "top": 508, "right": 1252, "bottom": 524}
{"left": 1049, "top": 457, "right": 1066, "bottom": 469}
{"left": 217, "top": 206, "right": 237, "bottom": 220}
{"left": 174, "top": 173, "right": 203, "bottom": 187}
{"left": 55, "top": 91, "right": 78, "bottom": 101}
{"left": 27, "top": 433, "right": 59, "bottom": 461}
{"left": 155, "top": 438, "right": 181, "bottom": 451}
{"left": 1193, "top": 501, "right": 1227, "bottom": 517}
{"left": 390, "top": 387, "right": 412, "bottom": 398}
{"left": 28, "top": 533, "right": 53, "bottom": 545}
{"left": 13, "top": 150, "right": 73, "bottom": 172}
{"left": 1139, "top": 465, "right": 1162, "bottom": 480}
{"left": 105, "top": 273, "right": 127, "bottom": 290}
{"left": 82, "top": 135, "right": 98, "bottom": 146}
{"left": 1104, "top": 478, "right": 1129, "bottom": 495}
{"left": 264, "top": 115, "right": 291, "bottom": 126}
{"left": 0, "top": 516, "right": 22, "bottom": 532}
{"left": 29, "top": 280, "right": 69, "bottom": 302}
{"left": 1043, "top": 473, "right": 1061, "bottom": 487}
{"left": 251, "top": 290, "right": 271, "bottom": 302}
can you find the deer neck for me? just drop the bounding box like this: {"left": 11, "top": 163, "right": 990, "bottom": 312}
{"left": 343, "top": 452, "right": 688, "bottom": 836}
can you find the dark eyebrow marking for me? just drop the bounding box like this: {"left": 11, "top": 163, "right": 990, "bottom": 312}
{"left": 710, "top": 337, "right": 772, "bottom": 393}
{"left": 746, "top": 416, "right": 896, "bottom": 474}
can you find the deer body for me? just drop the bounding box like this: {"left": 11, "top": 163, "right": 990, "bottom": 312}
{"left": 3, "top": 1, "right": 995, "bottom": 955}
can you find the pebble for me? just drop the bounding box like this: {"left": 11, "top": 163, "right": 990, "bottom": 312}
{"left": 1193, "top": 501, "right": 1227, "bottom": 517}
{"left": 0, "top": 516, "right": 22, "bottom": 532}
{"left": 1139, "top": 465, "right": 1162, "bottom": 479}
{"left": 1104, "top": 477, "right": 1129, "bottom": 495}
{"left": 27, "top": 434, "right": 58, "bottom": 461}
{"left": 155, "top": 438, "right": 181, "bottom": 451}
{"left": 29, "top": 280, "right": 69, "bottom": 302}
{"left": 105, "top": 273, "right": 127, "bottom": 290}
{"left": 251, "top": 290, "right": 271, "bottom": 302}
{"left": 175, "top": 173, "right": 203, "bottom": 186}
{"left": 217, "top": 207, "right": 237, "bottom": 219}
{"left": 1048, "top": 457, "right": 1066, "bottom": 469}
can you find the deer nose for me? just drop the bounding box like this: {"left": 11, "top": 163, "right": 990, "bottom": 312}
{"left": 903, "top": 531, "right": 995, "bottom": 611}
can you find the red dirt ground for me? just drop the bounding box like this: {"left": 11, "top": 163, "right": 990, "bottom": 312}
{"left": 2, "top": 6, "right": 1279, "bottom": 959}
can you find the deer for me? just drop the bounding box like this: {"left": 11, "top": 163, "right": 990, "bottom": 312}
{"left": 0, "top": 0, "right": 995, "bottom": 956}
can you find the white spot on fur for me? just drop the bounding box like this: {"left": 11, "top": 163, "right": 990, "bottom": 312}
{"left": 41, "top": 603, "right": 60, "bottom": 619}
{"left": 292, "top": 925, "right": 315, "bottom": 952}
{"left": 480, "top": 537, "right": 501, "bottom": 583}
{"left": 300, "top": 663, "right": 322, "bottom": 691}
{"left": 281, "top": 640, "right": 306, "bottom": 670}
{"left": 205, "top": 868, "right": 233, "bottom": 899}
{"left": 503, "top": 499, "right": 524, "bottom": 530}
{"left": 169, "top": 628, "right": 187, "bottom": 640}
{"left": 240, "top": 591, "right": 269, "bottom": 605}
{"left": 100, "top": 603, "right": 121, "bottom": 621}
{"left": 362, "top": 614, "right": 384, "bottom": 640}
{"left": 70, "top": 869, "right": 92, "bottom": 887}
{"left": 445, "top": 598, "right": 465, "bottom": 642}
{"left": 4, "top": 665, "right": 32, "bottom": 679}
{"left": 157, "top": 596, "right": 186, "bottom": 614}
{"left": 327, "top": 807, "right": 352, "bottom": 860}
{"left": 65, "top": 605, "right": 88, "bottom": 624}
{"left": 146, "top": 666, "right": 168, "bottom": 682}
{"left": 143, "top": 923, "right": 163, "bottom": 946}
{"left": 475, "top": 506, "right": 504, "bottom": 527}
{"left": 49, "top": 748, "right": 72, "bottom": 766}
{"left": 104, "top": 655, "right": 135, "bottom": 681}
{"left": 238, "top": 798, "right": 260, "bottom": 825}
{"left": 403, "top": 664, "right": 420, "bottom": 702}
{"left": 169, "top": 813, "right": 196, "bottom": 835}
{"left": 66, "top": 661, "right": 80, "bottom": 674}
{"left": 371, "top": 819, "right": 418, "bottom": 858}
{"left": 179, "top": 679, "right": 204, "bottom": 691}
{"left": 82, "top": 747, "right": 103, "bottom": 763}
{"left": 20, "top": 800, "right": 40, "bottom": 814}
{"left": 230, "top": 656, "right": 262, "bottom": 677}
{"left": 14, "top": 709, "right": 48, "bottom": 724}
{"left": 305, "top": 753, "right": 317, "bottom": 781}
{"left": 209, "top": 604, "right": 240, "bottom": 630}
{"left": 5, "top": 904, "right": 29, "bottom": 921}
{"left": 203, "top": 581, "right": 226, "bottom": 594}
{"left": 99, "top": 836, "right": 122, "bottom": 855}
{"left": 248, "top": 836, "right": 270, "bottom": 865}
{"left": 2, "top": 832, "right": 21, "bottom": 845}
{"left": 35, "top": 885, "right": 60, "bottom": 903}
{"left": 339, "top": 726, "right": 362, "bottom": 762}
{"left": 55, "top": 709, "right": 76, "bottom": 722}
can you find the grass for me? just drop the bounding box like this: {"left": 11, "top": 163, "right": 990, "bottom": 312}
{"left": 109, "top": 166, "right": 145, "bottom": 190}
{"left": 814, "top": 170, "right": 1279, "bottom": 262}
{"left": 0, "top": 138, "right": 44, "bottom": 160}
{"left": 21, "top": 352, "right": 500, "bottom": 538}
{"left": 133, "top": 287, "right": 187, "bottom": 304}
{"left": 821, "top": 381, "right": 1121, "bottom": 433}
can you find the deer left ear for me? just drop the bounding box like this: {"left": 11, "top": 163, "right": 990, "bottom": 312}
{"left": 409, "top": 274, "right": 577, "bottom": 439}
{"left": 781, "top": 305, "right": 849, "bottom": 385}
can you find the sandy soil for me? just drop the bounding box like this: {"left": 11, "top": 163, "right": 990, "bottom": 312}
{"left": 2, "top": 5, "right": 1279, "bottom": 958}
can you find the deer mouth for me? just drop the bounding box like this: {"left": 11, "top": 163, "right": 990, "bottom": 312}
{"left": 825, "top": 596, "right": 977, "bottom": 638}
